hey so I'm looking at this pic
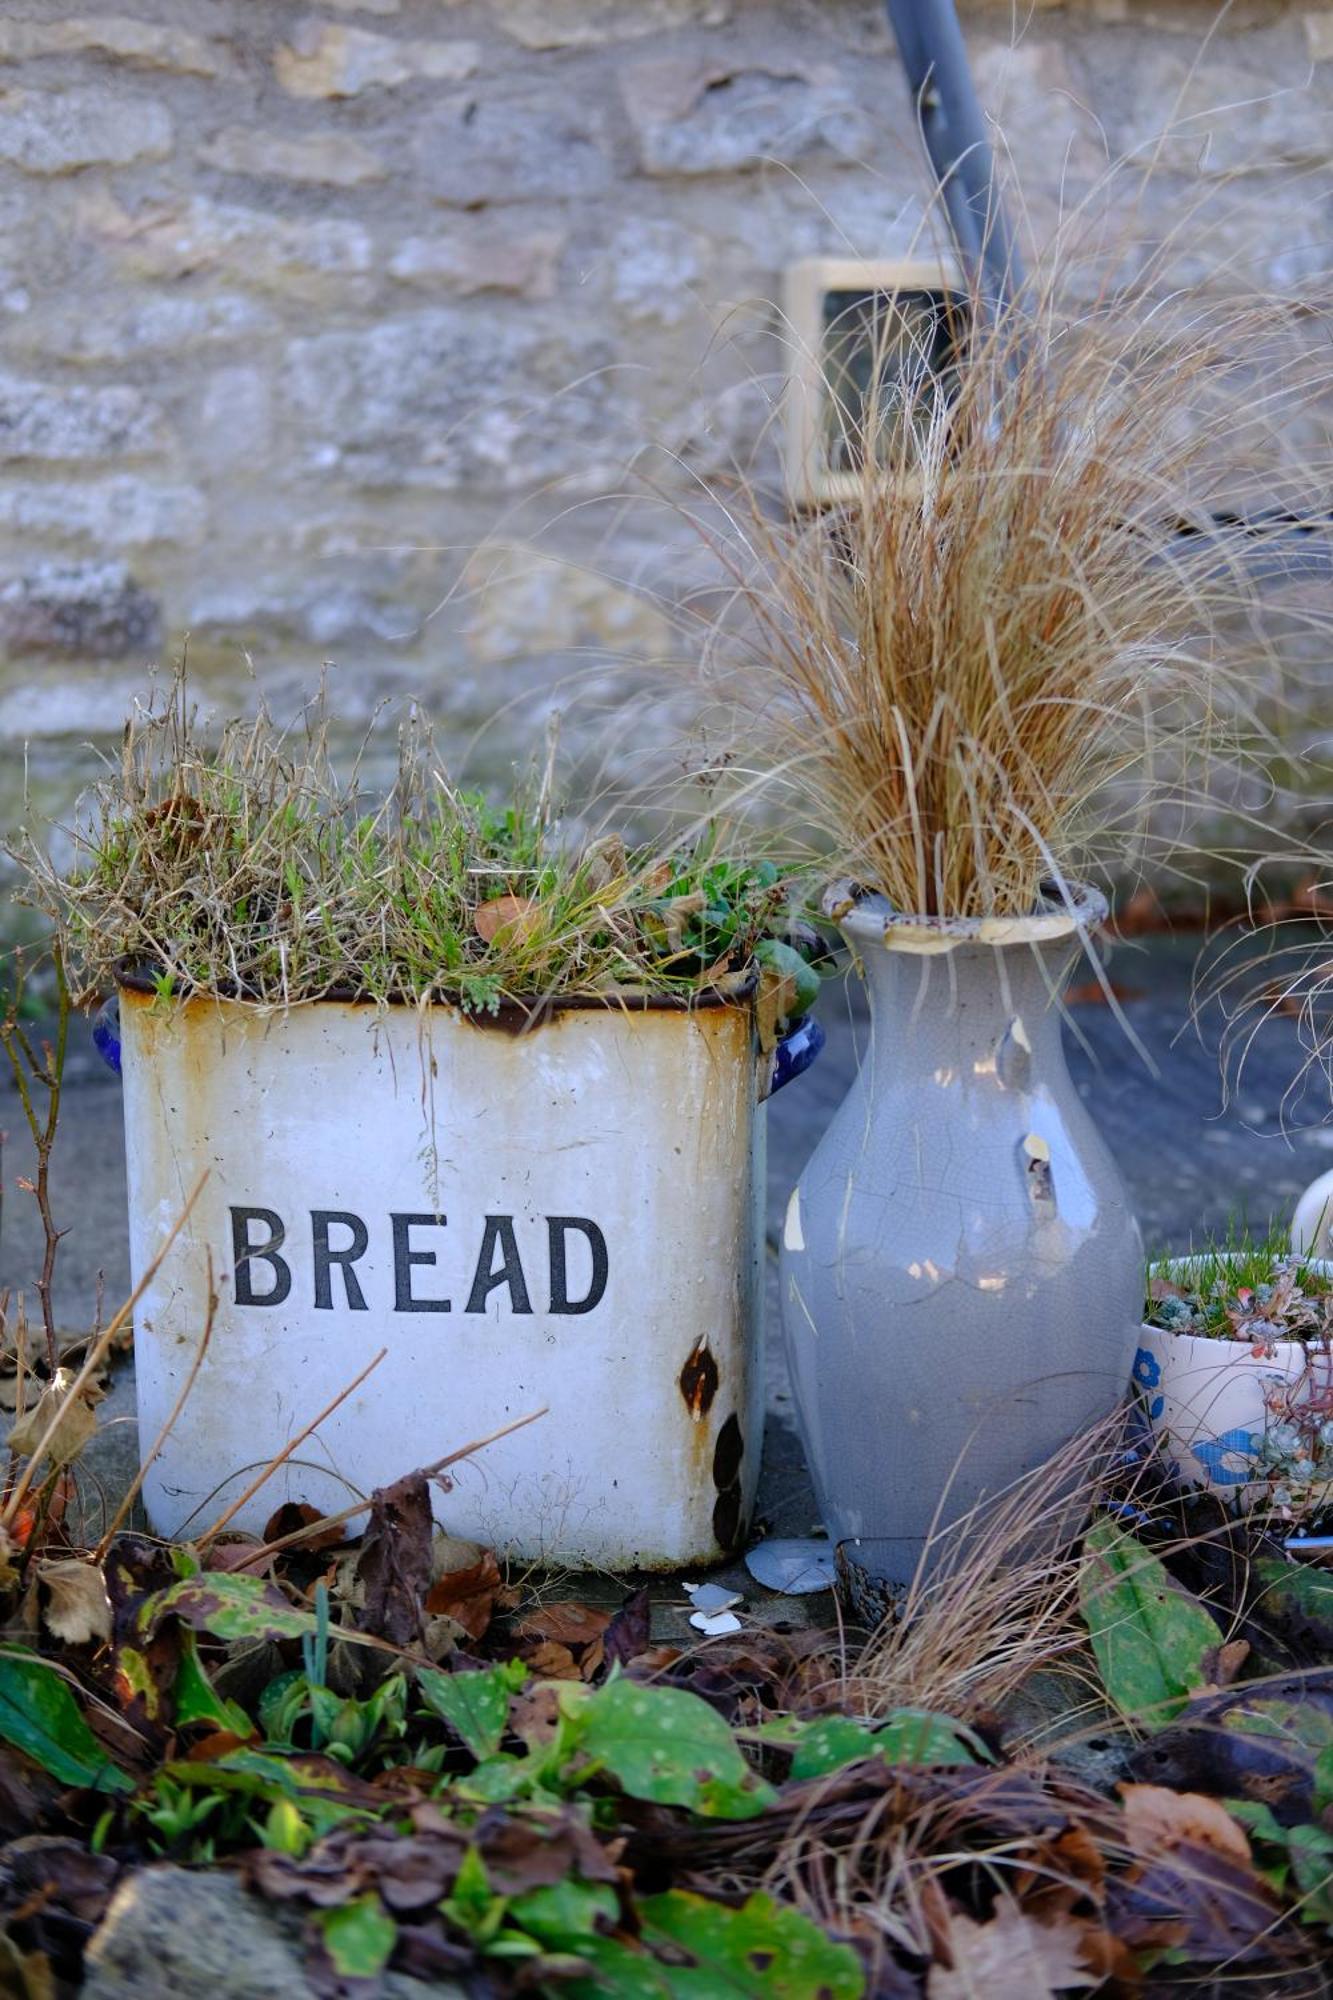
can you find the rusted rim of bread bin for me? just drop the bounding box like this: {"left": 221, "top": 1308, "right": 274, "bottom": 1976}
{"left": 114, "top": 956, "right": 758, "bottom": 1031}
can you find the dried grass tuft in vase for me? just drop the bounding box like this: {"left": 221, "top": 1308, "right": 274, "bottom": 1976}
{"left": 694, "top": 254, "right": 1332, "bottom": 919}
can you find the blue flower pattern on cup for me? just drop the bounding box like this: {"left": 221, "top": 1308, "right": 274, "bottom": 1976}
{"left": 1131, "top": 1346, "right": 1165, "bottom": 1421}
{"left": 1191, "top": 1428, "right": 1259, "bottom": 1486}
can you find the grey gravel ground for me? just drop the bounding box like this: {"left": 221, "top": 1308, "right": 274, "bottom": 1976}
{"left": 4, "top": 932, "right": 1333, "bottom": 1550}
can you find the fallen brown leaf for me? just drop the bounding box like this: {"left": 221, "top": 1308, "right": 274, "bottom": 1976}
{"left": 262, "top": 1501, "right": 349, "bottom": 1553}
{"left": 203, "top": 1537, "right": 274, "bottom": 1577}
{"left": 424, "top": 1551, "right": 503, "bottom": 1643}
{"left": 1202, "top": 1638, "right": 1250, "bottom": 1688}
{"left": 474, "top": 895, "right": 541, "bottom": 947}
{"left": 8, "top": 1370, "right": 97, "bottom": 1466}
{"left": 927, "top": 1894, "right": 1101, "bottom": 1999}
{"left": 355, "top": 1470, "right": 432, "bottom": 1648}
{"left": 36, "top": 1559, "right": 112, "bottom": 1646}
{"left": 1119, "top": 1783, "right": 1251, "bottom": 1866}
{"left": 516, "top": 1601, "right": 613, "bottom": 1649}
{"left": 522, "top": 1640, "right": 580, "bottom": 1681}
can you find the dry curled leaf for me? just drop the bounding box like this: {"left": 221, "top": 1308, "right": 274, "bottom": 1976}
{"left": 1202, "top": 1638, "right": 1251, "bottom": 1688}
{"left": 516, "top": 1601, "right": 611, "bottom": 1650}
{"left": 522, "top": 1639, "right": 580, "bottom": 1681}
{"left": 474, "top": 895, "right": 540, "bottom": 947}
{"left": 1119, "top": 1783, "right": 1252, "bottom": 1865}
{"left": 355, "top": 1470, "right": 432, "bottom": 1648}
{"left": 37, "top": 1559, "right": 113, "bottom": 1646}
{"left": 262, "top": 1501, "right": 349, "bottom": 1553}
{"left": 8, "top": 1368, "right": 98, "bottom": 1466}
{"left": 424, "top": 1550, "right": 503, "bottom": 1643}
{"left": 927, "top": 1895, "right": 1101, "bottom": 1999}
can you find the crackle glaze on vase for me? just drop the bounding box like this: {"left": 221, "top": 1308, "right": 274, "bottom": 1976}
{"left": 780, "top": 883, "right": 1143, "bottom": 1600}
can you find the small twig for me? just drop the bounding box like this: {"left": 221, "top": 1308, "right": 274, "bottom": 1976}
{"left": 0, "top": 1172, "right": 206, "bottom": 1532}
{"left": 244, "top": 1404, "right": 550, "bottom": 1564}
{"left": 0, "top": 946, "right": 71, "bottom": 1372}
{"left": 193, "top": 1347, "right": 390, "bottom": 1551}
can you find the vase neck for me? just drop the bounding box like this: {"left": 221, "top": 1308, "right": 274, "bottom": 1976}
{"left": 852, "top": 936, "right": 1075, "bottom": 1082}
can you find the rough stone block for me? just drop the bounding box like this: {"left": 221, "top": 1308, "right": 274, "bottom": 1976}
{"left": 0, "top": 85, "right": 173, "bottom": 174}
{"left": 21, "top": 293, "right": 276, "bottom": 366}
{"left": 283, "top": 311, "right": 640, "bottom": 493}
{"left": 417, "top": 91, "right": 614, "bottom": 203}
{"left": 388, "top": 225, "right": 565, "bottom": 297}
{"left": 0, "top": 374, "right": 167, "bottom": 462}
{"left": 0, "top": 561, "right": 161, "bottom": 659}
{"left": 198, "top": 126, "right": 388, "bottom": 186}
{"left": 196, "top": 366, "right": 272, "bottom": 471}
{"left": 462, "top": 541, "right": 672, "bottom": 662}
{"left": 0, "top": 477, "right": 206, "bottom": 549}
{"left": 82, "top": 192, "right": 374, "bottom": 301}
{"left": 1105, "top": 50, "right": 1333, "bottom": 173}
{"left": 619, "top": 53, "right": 873, "bottom": 176}
{"left": 972, "top": 39, "right": 1104, "bottom": 187}
{"left": 0, "top": 15, "right": 230, "bottom": 76}
{"left": 274, "top": 19, "right": 478, "bottom": 97}
{"left": 610, "top": 220, "right": 706, "bottom": 324}
{"left": 490, "top": 0, "right": 730, "bottom": 48}
{"left": 1305, "top": 11, "right": 1333, "bottom": 63}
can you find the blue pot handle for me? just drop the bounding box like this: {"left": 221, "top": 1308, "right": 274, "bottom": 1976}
{"left": 93, "top": 995, "right": 122, "bottom": 1075}
{"left": 769, "top": 1014, "right": 824, "bottom": 1096}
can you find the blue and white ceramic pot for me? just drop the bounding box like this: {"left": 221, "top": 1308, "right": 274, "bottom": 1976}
{"left": 780, "top": 882, "right": 1143, "bottom": 1607}
{"left": 1135, "top": 1256, "right": 1333, "bottom": 1508}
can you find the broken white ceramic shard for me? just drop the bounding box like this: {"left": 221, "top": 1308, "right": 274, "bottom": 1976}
{"left": 689, "top": 1609, "right": 743, "bottom": 1636}
{"left": 686, "top": 1582, "right": 743, "bottom": 1614}
{"left": 744, "top": 1538, "right": 837, "bottom": 1596}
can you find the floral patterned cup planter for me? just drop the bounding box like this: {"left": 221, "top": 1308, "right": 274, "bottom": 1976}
{"left": 1135, "top": 1258, "right": 1333, "bottom": 1509}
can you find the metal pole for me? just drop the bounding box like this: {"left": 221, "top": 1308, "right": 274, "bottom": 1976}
{"left": 884, "top": 0, "right": 1023, "bottom": 312}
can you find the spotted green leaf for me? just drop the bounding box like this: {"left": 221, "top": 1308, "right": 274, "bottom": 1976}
{"left": 639, "top": 1891, "right": 863, "bottom": 1998}
{"left": 416, "top": 1660, "right": 526, "bottom": 1760}
{"left": 788, "top": 1708, "right": 983, "bottom": 1780}
{"left": 1079, "top": 1520, "right": 1220, "bottom": 1727}
{"left": 320, "top": 1894, "right": 397, "bottom": 1978}
{"left": 573, "top": 1679, "right": 776, "bottom": 1820}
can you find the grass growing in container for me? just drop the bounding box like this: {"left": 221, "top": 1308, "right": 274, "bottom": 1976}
{"left": 1145, "top": 1226, "right": 1333, "bottom": 1346}
{"left": 15, "top": 685, "right": 821, "bottom": 1017}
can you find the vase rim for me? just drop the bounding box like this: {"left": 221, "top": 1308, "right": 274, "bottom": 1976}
{"left": 822, "top": 878, "right": 1108, "bottom": 953}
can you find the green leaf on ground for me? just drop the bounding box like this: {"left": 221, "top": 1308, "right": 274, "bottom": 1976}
{"left": 1254, "top": 1559, "right": 1333, "bottom": 1652}
{"left": 1078, "top": 1521, "right": 1219, "bottom": 1726}
{"left": 161, "top": 1749, "right": 384, "bottom": 1835}
{"left": 0, "top": 1650, "right": 134, "bottom": 1794}
{"left": 787, "top": 1708, "right": 983, "bottom": 1780}
{"left": 571, "top": 1679, "right": 776, "bottom": 1820}
{"left": 320, "top": 1894, "right": 397, "bottom": 1978}
{"left": 1228, "top": 1799, "right": 1333, "bottom": 1929}
{"left": 174, "top": 1632, "right": 254, "bottom": 1737}
{"left": 639, "top": 1890, "right": 864, "bottom": 1997}
{"left": 509, "top": 1878, "right": 620, "bottom": 1944}
{"left": 417, "top": 1660, "right": 527, "bottom": 1760}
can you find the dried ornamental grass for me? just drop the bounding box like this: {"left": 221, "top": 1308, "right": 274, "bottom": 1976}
{"left": 693, "top": 265, "right": 1332, "bottom": 920}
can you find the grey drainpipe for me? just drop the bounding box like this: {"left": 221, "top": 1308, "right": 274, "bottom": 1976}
{"left": 883, "top": 0, "right": 1023, "bottom": 312}
{"left": 883, "top": 0, "right": 1332, "bottom": 568}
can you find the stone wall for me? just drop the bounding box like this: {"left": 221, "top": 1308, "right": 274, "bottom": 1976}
{"left": 0, "top": 0, "right": 1331, "bottom": 842}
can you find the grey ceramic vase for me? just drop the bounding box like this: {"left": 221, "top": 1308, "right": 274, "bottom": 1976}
{"left": 780, "top": 881, "right": 1142, "bottom": 1608}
